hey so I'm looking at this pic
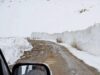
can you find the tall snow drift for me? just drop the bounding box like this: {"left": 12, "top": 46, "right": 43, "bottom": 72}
{"left": 31, "top": 24, "right": 100, "bottom": 71}
{"left": 75, "top": 23, "right": 100, "bottom": 56}
{"left": 31, "top": 23, "right": 100, "bottom": 56}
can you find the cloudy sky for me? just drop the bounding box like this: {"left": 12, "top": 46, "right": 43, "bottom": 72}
{"left": 0, "top": 0, "right": 100, "bottom": 37}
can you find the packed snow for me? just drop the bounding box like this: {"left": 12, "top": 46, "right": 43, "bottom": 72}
{"left": 0, "top": 38, "right": 33, "bottom": 65}
{"left": 60, "top": 44, "right": 100, "bottom": 72}
{"left": 31, "top": 23, "right": 100, "bottom": 71}
{"left": 0, "top": 0, "right": 100, "bottom": 37}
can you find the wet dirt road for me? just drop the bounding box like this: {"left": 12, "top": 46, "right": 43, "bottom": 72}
{"left": 16, "top": 40, "right": 100, "bottom": 75}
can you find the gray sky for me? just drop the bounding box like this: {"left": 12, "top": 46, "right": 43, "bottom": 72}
{"left": 0, "top": 0, "right": 100, "bottom": 37}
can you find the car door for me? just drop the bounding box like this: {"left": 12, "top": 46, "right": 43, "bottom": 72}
{"left": 0, "top": 49, "right": 11, "bottom": 75}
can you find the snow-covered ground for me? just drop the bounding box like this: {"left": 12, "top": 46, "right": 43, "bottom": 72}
{"left": 0, "top": 38, "right": 32, "bottom": 65}
{"left": 0, "top": 0, "right": 100, "bottom": 37}
{"left": 31, "top": 24, "right": 100, "bottom": 71}
{"left": 60, "top": 44, "right": 100, "bottom": 72}
{"left": 0, "top": 0, "right": 100, "bottom": 72}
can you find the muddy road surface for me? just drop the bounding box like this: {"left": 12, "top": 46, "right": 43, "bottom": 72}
{"left": 16, "top": 40, "right": 100, "bottom": 75}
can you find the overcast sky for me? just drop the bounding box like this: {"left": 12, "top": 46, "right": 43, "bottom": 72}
{"left": 0, "top": 0, "right": 100, "bottom": 37}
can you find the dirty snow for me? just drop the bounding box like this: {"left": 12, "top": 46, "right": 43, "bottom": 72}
{"left": 0, "top": 38, "right": 33, "bottom": 65}
{"left": 31, "top": 24, "right": 100, "bottom": 71}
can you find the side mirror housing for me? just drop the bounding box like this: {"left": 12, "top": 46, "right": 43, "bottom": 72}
{"left": 12, "top": 63, "right": 51, "bottom": 75}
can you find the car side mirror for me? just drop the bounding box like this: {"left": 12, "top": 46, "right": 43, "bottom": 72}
{"left": 12, "top": 63, "right": 51, "bottom": 75}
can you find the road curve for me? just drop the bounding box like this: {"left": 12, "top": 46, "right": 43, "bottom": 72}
{"left": 16, "top": 40, "right": 100, "bottom": 75}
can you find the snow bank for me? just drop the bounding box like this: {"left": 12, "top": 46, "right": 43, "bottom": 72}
{"left": 31, "top": 23, "right": 100, "bottom": 56}
{"left": 31, "top": 32, "right": 56, "bottom": 42}
{"left": 30, "top": 23, "right": 100, "bottom": 71}
{"left": 75, "top": 24, "right": 100, "bottom": 56}
{"left": 31, "top": 32, "right": 63, "bottom": 42}
{"left": 0, "top": 37, "right": 33, "bottom": 65}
